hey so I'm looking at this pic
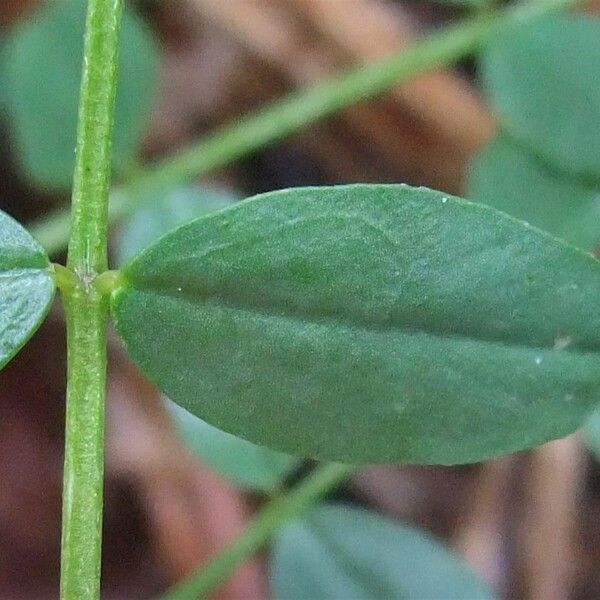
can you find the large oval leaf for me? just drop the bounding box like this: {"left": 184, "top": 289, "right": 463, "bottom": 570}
{"left": 271, "top": 504, "right": 494, "bottom": 599}
{"left": 481, "top": 16, "right": 600, "bottom": 178}
{"left": 111, "top": 184, "right": 600, "bottom": 465}
{"left": 2, "top": 0, "right": 158, "bottom": 189}
{"left": 0, "top": 209, "right": 55, "bottom": 369}
{"left": 468, "top": 136, "right": 600, "bottom": 252}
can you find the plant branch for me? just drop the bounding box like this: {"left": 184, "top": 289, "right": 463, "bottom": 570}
{"left": 162, "top": 462, "right": 356, "bottom": 600}
{"left": 60, "top": 1, "right": 123, "bottom": 598}
{"left": 30, "top": 0, "right": 583, "bottom": 256}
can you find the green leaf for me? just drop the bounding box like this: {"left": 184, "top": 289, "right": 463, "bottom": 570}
{"left": 0, "top": 209, "right": 55, "bottom": 369}
{"left": 117, "top": 185, "right": 238, "bottom": 265}
{"left": 117, "top": 185, "right": 297, "bottom": 490}
{"left": 111, "top": 184, "right": 600, "bottom": 465}
{"left": 2, "top": 0, "right": 158, "bottom": 189}
{"left": 167, "top": 400, "right": 297, "bottom": 492}
{"left": 481, "top": 16, "right": 600, "bottom": 178}
{"left": 468, "top": 136, "right": 600, "bottom": 252}
{"left": 271, "top": 504, "right": 494, "bottom": 599}
{"left": 582, "top": 407, "right": 600, "bottom": 462}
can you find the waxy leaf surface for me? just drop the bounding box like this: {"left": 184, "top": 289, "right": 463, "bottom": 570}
{"left": 469, "top": 136, "right": 600, "bottom": 252}
{"left": 481, "top": 16, "right": 600, "bottom": 178}
{"left": 271, "top": 504, "right": 494, "bottom": 599}
{"left": 0, "top": 210, "right": 54, "bottom": 369}
{"left": 111, "top": 185, "right": 600, "bottom": 464}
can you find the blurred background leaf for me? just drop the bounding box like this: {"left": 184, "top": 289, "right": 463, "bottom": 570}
{"left": 270, "top": 503, "right": 495, "bottom": 599}
{"left": 1, "top": 0, "right": 158, "bottom": 190}
{"left": 167, "top": 400, "right": 298, "bottom": 493}
{"left": 583, "top": 408, "right": 600, "bottom": 462}
{"left": 117, "top": 184, "right": 238, "bottom": 264}
{"left": 481, "top": 16, "right": 600, "bottom": 179}
{"left": 468, "top": 135, "right": 600, "bottom": 251}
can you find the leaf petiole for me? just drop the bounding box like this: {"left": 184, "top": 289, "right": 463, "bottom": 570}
{"left": 94, "top": 269, "right": 125, "bottom": 296}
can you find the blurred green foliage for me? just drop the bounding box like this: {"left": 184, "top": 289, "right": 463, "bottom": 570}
{"left": 2, "top": 0, "right": 158, "bottom": 189}
{"left": 271, "top": 504, "right": 494, "bottom": 599}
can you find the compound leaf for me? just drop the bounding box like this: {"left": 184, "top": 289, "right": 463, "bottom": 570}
{"left": 0, "top": 209, "right": 55, "bottom": 370}
{"left": 469, "top": 136, "right": 600, "bottom": 252}
{"left": 271, "top": 504, "right": 494, "bottom": 599}
{"left": 111, "top": 184, "right": 600, "bottom": 465}
{"left": 2, "top": 0, "right": 158, "bottom": 189}
{"left": 481, "top": 16, "right": 600, "bottom": 178}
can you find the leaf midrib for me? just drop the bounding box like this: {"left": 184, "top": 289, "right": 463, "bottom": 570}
{"left": 118, "top": 283, "right": 599, "bottom": 356}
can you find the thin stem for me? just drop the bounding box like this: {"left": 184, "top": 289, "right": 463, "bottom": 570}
{"left": 60, "top": 1, "right": 123, "bottom": 599}
{"left": 30, "top": 0, "right": 583, "bottom": 256}
{"left": 163, "top": 463, "right": 356, "bottom": 600}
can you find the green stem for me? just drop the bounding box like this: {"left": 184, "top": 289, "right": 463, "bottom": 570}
{"left": 30, "top": 0, "right": 583, "bottom": 256}
{"left": 60, "top": 1, "right": 123, "bottom": 598}
{"left": 163, "top": 463, "right": 356, "bottom": 600}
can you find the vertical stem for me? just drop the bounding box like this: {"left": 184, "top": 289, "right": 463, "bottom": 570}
{"left": 61, "top": 1, "right": 123, "bottom": 598}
